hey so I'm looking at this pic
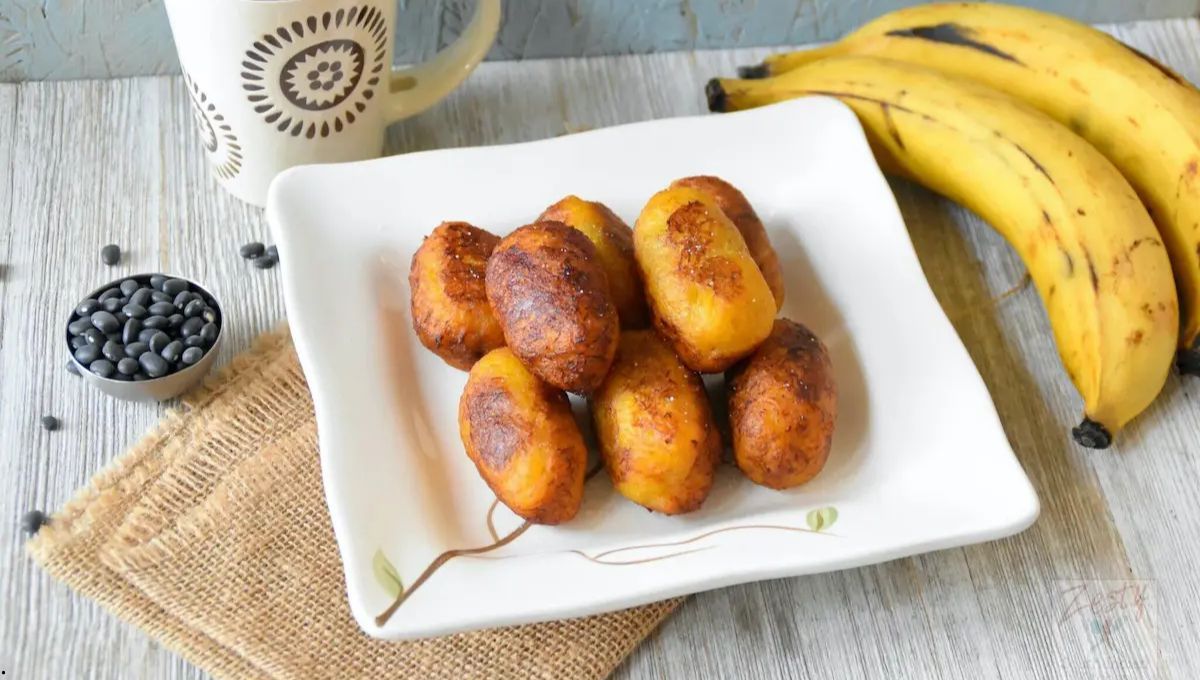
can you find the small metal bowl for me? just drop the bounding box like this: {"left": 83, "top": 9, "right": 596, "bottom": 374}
{"left": 65, "top": 274, "right": 225, "bottom": 401}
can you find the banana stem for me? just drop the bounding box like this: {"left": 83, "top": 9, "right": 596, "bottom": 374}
{"left": 707, "top": 77, "right": 807, "bottom": 113}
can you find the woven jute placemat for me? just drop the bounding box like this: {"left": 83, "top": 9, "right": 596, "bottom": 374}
{"left": 27, "top": 328, "right": 681, "bottom": 679}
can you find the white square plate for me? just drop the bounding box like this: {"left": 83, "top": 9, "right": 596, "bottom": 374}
{"left": 267, "top": 97, "right": 1039, "bottom": 640}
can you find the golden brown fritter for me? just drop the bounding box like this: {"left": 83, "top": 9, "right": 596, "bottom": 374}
{"left": 634, "top": 187, "right": 775, "bottom": 373}
{"left": 539, "top": 195, "right": 650, "bottom": 328}
{"left": 670, "top": 175, "right": 785, "bottom": 310}
{"left": 485, "top": 221, "right": 619, "bottom": 394}
{"left": 408, "top": 221, "right": 505, "bottom": 370}
{"left": 726, "top": 318, "right": 837, "bottom": 489}
{"left": 459, "top": 348, "right": 587, "bottom": 524}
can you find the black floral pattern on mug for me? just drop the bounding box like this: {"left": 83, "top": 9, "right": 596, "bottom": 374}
{"left": 185, "top": 72, "right": 243, "bottom": 179}
{"left": 241, "top": 6, "right": 388, "bottom": 139}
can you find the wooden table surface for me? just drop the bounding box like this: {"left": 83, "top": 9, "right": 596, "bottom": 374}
{"left": 2, "top": 18, "right": 1198, "bottom": 680}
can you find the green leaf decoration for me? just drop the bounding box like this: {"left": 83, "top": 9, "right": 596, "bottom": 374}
{"left": 372, "top": 549, "right": 404, "bottom": 599}
{"left": 806, "top": 507, "right": 838, "bottom": 532}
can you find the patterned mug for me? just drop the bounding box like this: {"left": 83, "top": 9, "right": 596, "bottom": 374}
{"left": 164, "top": 0, "right": 501, "bottom": 206}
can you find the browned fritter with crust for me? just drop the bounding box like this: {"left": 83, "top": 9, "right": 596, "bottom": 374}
{"left": 671, "top": 175, "right": 785, "bottom": 310}
{"left": 726, "top": 318, "right": 837, "bottom": 489}
{"left": 539, "top": 196, "right": 650, "bottom": 329}
{"left": 408, "top": 221, "right": 505, "bottom": 370}
{"left": 459, "top": 348, "right": 586, "bottom": 524}
{"left": 485, "top": 221, "right": 619, "bottom": 394}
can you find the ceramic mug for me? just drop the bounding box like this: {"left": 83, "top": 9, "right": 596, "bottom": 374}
{"left": 164, "top": 0, "right": 501, "bottom": 206}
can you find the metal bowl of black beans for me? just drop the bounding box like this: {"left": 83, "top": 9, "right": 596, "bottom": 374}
{"left": 65, "top": 274, "right": 224, "bottom": 401}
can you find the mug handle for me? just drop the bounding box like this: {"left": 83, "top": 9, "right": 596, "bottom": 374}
{"left": 385, "top": 0, "right": 502, "bottom": 121}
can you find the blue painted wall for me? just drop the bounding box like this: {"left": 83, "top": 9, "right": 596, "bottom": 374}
{"left": 2, "top": 0, "right": 1197, "bottom": 82}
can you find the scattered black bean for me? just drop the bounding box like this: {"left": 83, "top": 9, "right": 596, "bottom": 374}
{"left": 119, "top": 279, "right": 139, "bottom": 296}
{"left": 98, "top": 287, "right": 122, "bottom": 301}
{"left": 66, "top": 359, "right": 80, "bottom": 375}
{"left": 168, "top": 313, "right": 185, "bottom": 329}
{"left": 200, "top": 322, "right": 218, "bottom": 344}
{"left": 150, "top": 274, "right": 166, "bottom": 291}
{"left": 150, "top": 290, "right": 171, "bottom": 304}
{"left": 130, "top": 287, "right": 152, "bottom": 308}
{"left": 124, "top": 341, "right": 149, "bottom": 358}
{"left": 122, "top": 303, "right": 147, "bottom": 319}
{"left": 138, "top": 328, "right": 159, "bottom": 343}
{"left": 101, "top": 297, "right": 123, "bottom": 313}
{"left": 68, "top": 317, "right": 93, "bottom": 335}
{"left": 162, "top": 278, "right": 189, "bottom": 296}
{"left": 201, "top": 307, "right": 218, "bottom": 324}
{"left": 41, "top": 415, "right": 59, "bottom": 431}
{"left": 102, "top": 340, "right": 125, "bottom": 362}
{"left": 139, "top": 352, "right": 169, "bottom": 377}
{"left": 148, "top": 331, "right": 170, "bottom": 354}
{"left": 148, "top": 301, "right": 176, "bottom": 317}
{"left": 267, "top": 245, "right": 278, "bottom": 259}
{"left": 90, "top": 310, "right": 120, "bottom": 333}
{"left": 251, "top": 254, "right": 278, "bottom": 269}
{"left": 143, "top": 315, "right": 169, "bottom": 330}
{"left": 82, "top": 328, "right": 106, "bottom": 345}
{"left": 21, "top": 510, "right": 48, "bottom": 535}
{"left": 240, "top": 242, "right": 265, "bottom": 259}
{"left": 70, "top": 336, "right": 87, "bottom": 350}
{"left": 100, "top": 244, "right": 121, "bottom": 266}
{"left": 117, "top": 357, "right": 139, "bottom": 376}
{"left": 184, "top": 335, "right": 206, "bottom": 348}
{"left": 90, "top": 359, "right": 116, "bottom": 378}
{"left": 76, "top": 298, "right": 100, "bottom": 316}
{"left": 183, "top": 298, "right": 205, "bottom": 318}
{"left": 181, "top": 346, "right": 204, "bottom": 365}
{"left": 161, "top": 340, "right": 183, "bottom": 363}
{"left": 180, "top": 317, "right": 205, "bottom": 337}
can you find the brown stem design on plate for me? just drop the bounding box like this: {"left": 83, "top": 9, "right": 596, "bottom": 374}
{"left": 485, "top": 498, "right": 502, "bottom": 543}
{"left": 570, "top": 522, "right": 838, "bottom": 566}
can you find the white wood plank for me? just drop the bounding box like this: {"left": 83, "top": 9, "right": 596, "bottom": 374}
{"left": 2, "top": 18, "right": 1199, "bottom": 680}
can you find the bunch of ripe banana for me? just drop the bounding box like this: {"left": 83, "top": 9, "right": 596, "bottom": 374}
{"left": 706, "top": 2, "right": 1200, "bottom": 449}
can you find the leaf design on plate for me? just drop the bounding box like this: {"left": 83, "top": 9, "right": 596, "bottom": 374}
{"left": 372, "top": 549, "right": 404, "bottom": 599}
{"left": 806, "top": 507, "right": 838, "bottom": 532}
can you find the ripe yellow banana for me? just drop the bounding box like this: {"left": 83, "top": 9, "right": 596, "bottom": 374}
{"left": 707, "top": 56, "right": 1178, "bottom": 447}
{"left": 738, "top": 2, "right": 1200, "bottom": 374}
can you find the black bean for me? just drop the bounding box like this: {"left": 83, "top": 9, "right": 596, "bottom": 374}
{"left": 138, "top": 328, "right": 158, "bottom": 343}
{"left": 66, "top": 359, "right": 80, "bottom": 375}
{"left": 21, "top": 510, "right": 48, "bottom": 535}
{"left": 267, "top": 244, "right": 278, "bottom": 259}
{"left": 101, "top": 297, "right": 122, "bottom": 313}
{"left": 201, "top": 307, "right": 218, "bottom": 324}
{"left": 68, "top": 317, "right": 93, "bottom": 335}
{"left": 251, "top": 254, "right": 278, "bottom": 269}
{"left": 117, "top": 357, "right": 139, "bottom": 376}
{"left": 119, "top": 279, "right": 139, "bottom": 296}
{"left": 240, "top": 242, "right": 265, "bottom": 259}
{"left": 90, "top": 311, "right": 120, "bottom": 333}
{"left": 122, "top": 303, "right": 147, "bottom": 319}
{"left": 161, "top": 340, "right": 183, "bottom": 363}
{"left": 148, "top": 301, "right": 176, "bottom": 316}
{"left": 70, "top": 336, "right": 87, "bottom": 350}
{"left": 143, "top": 315, "right": 169, "bottom": 330}
{"left": 119, "top": 297, "right": 130, "bottom": 305}
{"left": 89, "top": 359, "right": 116, "bottom": 378}
{"left": 181, "top": 317, "right": 205, "bottom": 337}
{"left": 112, "top": 311, "right": 128, "bottom": 325}
{"left": 98, "top": 287, "right": 122, "bottom": 301}
{"left": 106, "top": 332, "right": 123, "bottom": 344}
{"left": 124, "top": 341, "right": 149, "bottom": 358}
{"left": 150, "top": 290, "right": 171, "bottom": 303}
{"left": 130, "top": 287, "right": 152, "bottom": 307}
{"left": 41, "top": 415, "right": 59, "bottom": 431}
{"left": 102, "top": 340, "right": 125, "bottom": 362}
{"left": 150, "top": 274, "right": 166, "bottom": 291}
{"left": 75, "top": 298, "right": 100, "bottom": 316}
{"left": 100, "top": 244, "right": 121, "bottom": 266}
{"left": 148, "top": 331, "right": 170, "bottom": 353}
{"left": 168, "top": 313, "right": 185, "bottom": 330}
{"left": 184, "top": 335, "right": 206, "bottom": 348}
{"left": 74, "top": 342, "right": 101, "bottom": 364}
{"left": 200, "top": 322, "right": 218, "bottom": 344}
{"left": 162, "top": 278, "right": 189, "bottom": 296}
{"left": 181, "top": 346, "right": 204, "bottom": 365}
{"left": 171, "top": 291, "right": 192, "bottom": 308}
{"left": 183, "top": 298, "right": 205, "bottom": 318}
{"left": 139, "top": 351, "right": 169, "bottom": 377}
{"left": 82, "top": 328, "right": 105, "bottom": 345}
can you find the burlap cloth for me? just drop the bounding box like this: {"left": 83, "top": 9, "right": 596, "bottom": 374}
{"left": 27, "top": 328, "right": 681, "bottom": 679}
